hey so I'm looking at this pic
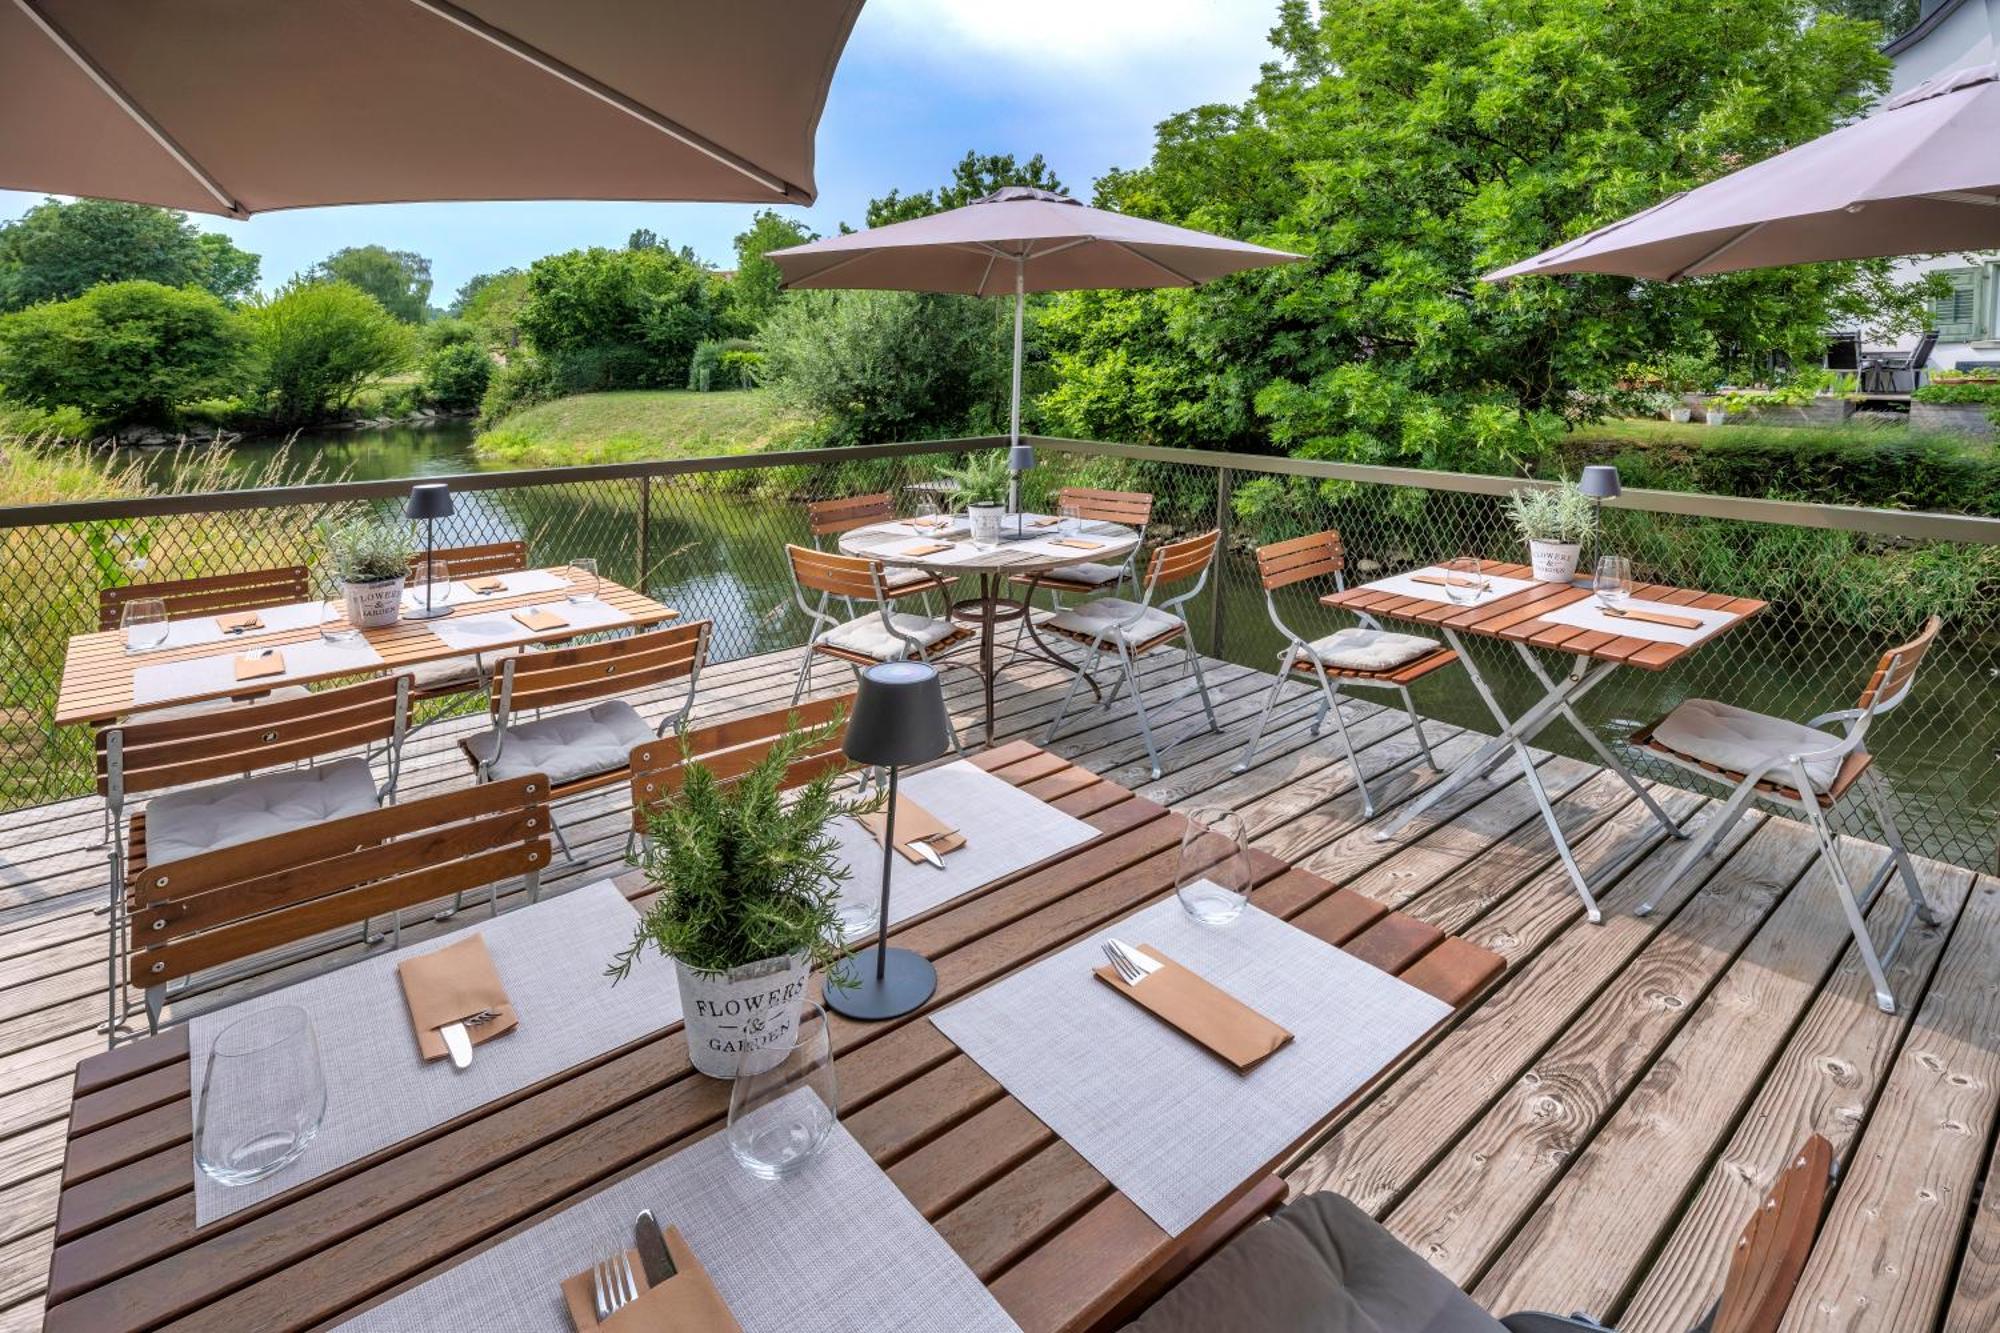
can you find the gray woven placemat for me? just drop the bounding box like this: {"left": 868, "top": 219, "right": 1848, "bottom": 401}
{"left": 338, "top": 1093, "right": 1018, "bottom": 1332}
{"left": 930, "top": 893, "right": 1453, "bottom": 1236}
{"left": 189, "top": 881, "right": 681, "bottom": 1224}
{"left": 131, "top": 635, "right": 384, "bottom": 705}
{"left": 423, "top": 594, "right": 632, "bottom": 653}
{"left": 827, "top": 760, "right": 1098, "bottom": 929}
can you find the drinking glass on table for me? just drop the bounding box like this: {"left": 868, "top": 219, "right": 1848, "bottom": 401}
{"left": 196, "top": 1005, "right": 326, "bottom": 1186}
{"left": 565, "top": 556, "right": 599, "bottom": 602}
{"left": 1059, "top": 502, "right": 1084, "bottom": 539}
{"left": 119, "top": 598, "right": 169, "bottom": 653}
{"left": 409, "top": 556, "right": 453, "bottom": 614}
{"left": 1442, "top": 555, "right": 1487, "bottom": 605}
{"left": 728, "top": 1002, "right": 838, "bottom": 1180}
{"left": 1593, "top": 555, "right": 1633, "bottom": 612}
{"left": 913, "top": 492, "right": 944, "bottom": 532}
{"left": 1176, "top": 807, "right": 1254, "bottom": 926}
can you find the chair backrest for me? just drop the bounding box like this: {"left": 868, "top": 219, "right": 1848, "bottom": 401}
{"left": 1055, "top": 486, "right": 1153, "bottom": 530}
{"left": 1253, "top": 530, "right": 1344, "bottom": 591}
{"left": 1142, "top": 529, "right": 1222, "bottom": 599}
{"left": 786, "top": 544, "right": 884, "bottom": 603}
{"left": 1907, "top": 330, "right": 1939, "bottom": 371}
{"left": 97, "top": 675, "right": 408, "bottom": 802}
{"left": 127, "top": 775, "right": 551, "bottom": 992}
{"left": 1855, "top": 615, "right": 1942, "bottom": 715}
{"left": 629, "top": 693, "right": 854, "bottom": 833}
{"left": 807, "top": 493, "right": 896, "bottom": 538}
{"left": 494, "top": 619, "right": 709, "bottom": 720}
{"left": 1709, "top": 1135, "right": 1834, "bottom": 1333}
{"left": 1822, "top": 334, "right": 1860, "bottom": 373}
{"left": 415, "top": 541, "right": 528, "bottom": 579}
{"left": 98, "top": 566, "right": 310, "bottom": 632}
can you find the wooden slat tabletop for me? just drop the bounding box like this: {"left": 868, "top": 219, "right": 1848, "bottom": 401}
{"left": 1321, "top": 561, "right": 1766, "bottom": 672}
{"left": 55, "top": 568, "right": 679, "bottom": 726}
{"left": 45, "top": 743, "right": 1502, "bottom": 1332}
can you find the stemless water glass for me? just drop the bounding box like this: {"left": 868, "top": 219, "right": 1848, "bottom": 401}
{"left": 1443, "top": 555, "right": 1486, "bottom": 606}
{"left": 566, "top": 556, "right": 600, "bottom": 602}
{"left": 727, "top": 1002, "right": 838, "bottom": 1180}
{"left": 1059, "top": 502, "right": 1083, "bottom": 539}
{"left": 1175, "top": 807, "right": 1255, "bottom": 925}
{"left": 120, "top": 598, "right": 169, "bottom": 653}
{"left": 196, "top": 1005, "right": 326, "bottom": 1186}
{"left": 1593, "top": 555, "right": 1633, "bottom": 612}
{"left": 409, "top": 556, "right": 453, "bottom": 614}
{"left": 914, "top": 492, "right": 943, "bottom": 531}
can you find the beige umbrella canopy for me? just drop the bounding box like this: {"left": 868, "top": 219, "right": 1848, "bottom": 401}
{"left": 0, "top": 0, "right": 865, "bottom": 217}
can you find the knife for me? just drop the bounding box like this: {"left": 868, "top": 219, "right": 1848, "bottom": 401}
{"left": 438, "top": 1021, "right": 473, "bottom": 1070}
{"left": 907, "top": 838, "right": 948, "bottom": 870}
{"left": 1107, "top": 938, "right": 1163, "bottom": 983}
{"left": 635, "top": 1209, "right": 678, "bottom": 1285}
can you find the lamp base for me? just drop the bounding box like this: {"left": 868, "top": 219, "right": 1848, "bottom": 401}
{"left": 402, "top": 602, "right": 454, "bottom": 620}
{"left": 995, "top": 529, "right": 1039, "bottom": 542}
{"left": 822, "top": 947, "right": 937, "bottom": 1021}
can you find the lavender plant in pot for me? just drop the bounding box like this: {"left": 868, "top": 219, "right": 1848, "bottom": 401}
{"left": 321, "top": 518, "right": 412, "bottom": 629}
{"left": 1504, "top": 478, "right": 1599, "bottom": 584}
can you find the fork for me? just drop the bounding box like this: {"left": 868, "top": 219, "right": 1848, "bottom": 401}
{"left": 591, "top": 1250, "right": 641, "bottom": 1322}
{"left": 1102, "top": 941, "right": 1145, "bottom": 986}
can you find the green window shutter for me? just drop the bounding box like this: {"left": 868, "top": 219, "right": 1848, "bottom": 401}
{"left": 1931, "top": 267, "right": 1980, "bottom": 341}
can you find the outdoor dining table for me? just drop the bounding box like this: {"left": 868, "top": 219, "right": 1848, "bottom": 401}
{"left": 44, "top": 741, "right": 1502, "bottom": 1332}
{"left": 52, "top": 566, "right": 679, "bottom": 727}
{"left": 1323, "top": 561, "right": 1766, "bottom": 922}
{"left": 837, "top": 514, "right": 1143, "bottom": 746}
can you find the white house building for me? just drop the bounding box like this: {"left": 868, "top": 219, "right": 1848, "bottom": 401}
{"left": 1883, "top": 0, "right": 2000, "bottom": 367}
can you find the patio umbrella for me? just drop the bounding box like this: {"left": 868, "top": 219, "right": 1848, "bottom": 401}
{"left": 1485, "top": 63, "right": 2000, "bottom": 282}
{"left": 0, "top": 0, "right": 864, "bottom": 216}
{"left": 766, "top": 186, "right": 1304, "bottom": 446}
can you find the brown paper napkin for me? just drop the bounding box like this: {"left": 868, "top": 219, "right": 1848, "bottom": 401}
{"left": 1604, "top": 605, "right": 1704, "bottom": 630}
{"left": 468, "top": 576, "right": 508, "bottom": 594}
{"left": 561, "top": 1225, "right": 741, "bottom": 1332}
{"left": 233, "top": 650, "right": 286, "bottom": 681}
{"left": 1028, "top": 516, "right": 1062, "bottom": 528}
{"left": 857, "top": 794, "right": 965, "bottom": 864}
{"left": 396, "top": 934, "right": 518, "bottom": 1061}
{"left": 1092, "top": 945, "right": 1293, "bottom": 1072}
{"left": 898, "top": 541, "right": 954, "bottom": 557}
{"left": 1408, "top": 572, "right": 1451, "bottom": 587}
{"left": 216, "top": 610, "right": 264, "bottom": 632}
{"left": 513, "top": 606, "right": 569, "bottom": 631}
{"left": 1049, "top": 537, "right": 1104, "bottom": 551}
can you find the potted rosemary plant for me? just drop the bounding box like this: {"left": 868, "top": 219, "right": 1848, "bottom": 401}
{"left": 609, "top": 715, "right": 867, "bottom": 1079}
{"left": 321, "top": 518, "right": 413, "bottom": 628}
{"left": 937, "top": 450, "right": 1011, "bottom": 547}
{"left": 1504, "top": 478, "right": 1599, "bottom": 583}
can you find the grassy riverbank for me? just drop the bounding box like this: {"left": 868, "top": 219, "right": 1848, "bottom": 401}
{"left": 473, "top": 389, "right": 811, "bottom": 467}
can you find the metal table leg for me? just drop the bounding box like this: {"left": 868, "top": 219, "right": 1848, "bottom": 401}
{"left": 1509, "top": 640, "right": 1688, "bottom": 840}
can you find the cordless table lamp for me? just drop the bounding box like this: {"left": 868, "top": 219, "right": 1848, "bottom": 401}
{"left": 404, "top": 482, "right": 455, "bottom": 620}
{"left": 1579, "top": 465, "right": 1621, "bottom": 557}
{"left": 1003, "top": 442, "right": 1037, "bottom": 541}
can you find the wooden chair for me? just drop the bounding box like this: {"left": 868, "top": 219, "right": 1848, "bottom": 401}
{"left": 1009, "top": 485, "right": 1152, "bottom": 605}
{"left": 410, "top": 540, "right": 528, "bottom": 583}
{"left": 462, "top": 620, "right": 709, "bottom": 862}
{"left": 99, "top": 675, "right": 412, "bottom": 1041}
{"left": 98, "top": 565, "right": 310, "bottom": 632}
{"left": 404, "top": 541, "right": 532, "bottom": 699}
{"left": 784, "top": 545, "right": 972, "bottom": 739}
{"left": 806, "top": 493, "right": 952, "bottom": 613}
{"left": 1232, "top": 531, "right": 1460, "bottom": 815}
{"left": 628, "top": 693, "right": 855, "bottom": 849}
{"left": 1629, "top": 616, "right": 1946, "bottom": 1013}
{"left": 125, "top": 775, "right": 551, "bottom": 1034}
{"left": 1041, "top": 529, "right": 1221, "bottom": 780}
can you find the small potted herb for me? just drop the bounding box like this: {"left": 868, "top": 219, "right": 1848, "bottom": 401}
{"left": 321, "top": 518, "right": 413, "bottom": 628}
{"left": 937, "top": 450, "right": 1011, "bottom": 546}
{"left": 610, "top": 714, "right": 869, "bottom": 1079}
{"left": 1505, "top": 478, "right": 1599, "bottom": 583}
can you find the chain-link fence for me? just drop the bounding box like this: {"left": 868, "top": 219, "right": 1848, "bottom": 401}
{"left": 4, "top": 435, "right": 1995, "bottom": 871}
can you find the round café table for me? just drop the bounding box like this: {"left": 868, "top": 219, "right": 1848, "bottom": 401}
{"left": 838, "top": 512, "right": 1142, "bottom": 745}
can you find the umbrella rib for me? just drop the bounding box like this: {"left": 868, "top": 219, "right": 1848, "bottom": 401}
{"left": 1670, "top": 222, "right": 1764, "bottom": 279}
{"left": 403, "top": 0, "right": 808, "bottom": 203}
{"left": 1106, "top": 240, "right": 1200, "bottom": 286}
{"left": 11, "top": 0, "right": 246, "bottom": 217}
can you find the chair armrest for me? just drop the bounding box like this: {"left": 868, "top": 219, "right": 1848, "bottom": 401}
{"left": 1502, "top": 1315, "right": 1616, "bottom": 1332}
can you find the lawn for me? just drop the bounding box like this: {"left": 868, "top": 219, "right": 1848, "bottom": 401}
{"left": 1564, "top": 414, "right": 1991, "bottom": 458}
{"left": 473, "top": 388, "right": 812, "bottom": 466}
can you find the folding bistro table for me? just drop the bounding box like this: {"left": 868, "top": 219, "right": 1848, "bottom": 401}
{"left": 1323, "top": 563, "right": 1765, "bottom": 922}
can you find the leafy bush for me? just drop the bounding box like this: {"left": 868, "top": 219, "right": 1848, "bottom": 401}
{"left": 687, "top": 338, "right": 762, "bottom": 391}
{"left": 0, "top": 280, "right": 250, "bottom": 427}
{"left": 516, "top": 246, "right": 729, "bottom": 392}
{"left": 0, "top": 198, "right": 259, "bottom": 310}
{"left": 1911, "top": 380, "right": 2000, "bottom": 406}
{"left": 245, "top": 281, "right": 411, "bottom": 428}
{"left": 479, "top": 353, "right": 559, "bottom": 422}
{"left": 420, "top": 341, "right": 493, "bottom": 411}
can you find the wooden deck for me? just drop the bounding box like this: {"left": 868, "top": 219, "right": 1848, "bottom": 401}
{"left": 0, "top": 643, "right": 1993, "bottom": 1331}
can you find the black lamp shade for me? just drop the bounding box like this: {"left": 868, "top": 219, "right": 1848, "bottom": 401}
{"left": 844, "top": 662, "right": 952, "bottom": 766}
{"left": 1008, "top": 443, "right": 1036, "bottom": 473}
{"left": 406, "top": 482, "right": 454, "bottom": 521}
{"left": 1578, "top": 466, "right": 1622, "bottom": 500}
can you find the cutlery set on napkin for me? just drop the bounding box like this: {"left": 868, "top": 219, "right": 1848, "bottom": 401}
{"left": 1094, "top": 937, "right": 1294, "bottom": 1072}
{"left": 858, "top": 793, "right": 963, "bottom": 869}
{"left": 561, "top": 1210, "right": 741, "bottom": 1331}
{"left": 233, "top": 647, "right": 286, "bottom": 681}
{"left": 397, "top": 935, "right": 517, "bottom": 1070}
{"left": 512, "top": 605, "right": 570, "bottom": 632}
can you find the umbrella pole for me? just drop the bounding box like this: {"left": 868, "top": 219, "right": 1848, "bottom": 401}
{"left": 1010, "top": 262, "right": 1025, "bottom": 449}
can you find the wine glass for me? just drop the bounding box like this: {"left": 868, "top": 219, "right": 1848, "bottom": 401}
{"left": 196, "top": 1005, "right": 326, "bottom": 1186}
{"left": 1175, "top": 807, "right": 1254, "bottom": 925}
{"left": 914, "top": 492, "right": 943, "bottom": 532}
{"left": 1443, "top": 555, "right": 1486, "bottom": 605}
{"left": 727, "top": 1002, "right": 838, "bottom": 1180}
{"left": 565, "top": 556, "right": 599, "bottom": 603}
{"left": 120, "top": 598, "right": 169, "bottom": 653}
{"left": 409, "top": 557, "right": 453, "bottom": 615}
{"left": 1593, "top": 555, "right": 1633, "bottom": 612}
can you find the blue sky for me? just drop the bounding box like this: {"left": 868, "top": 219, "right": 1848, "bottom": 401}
{"left": 0, "top": 0, "right": 1279, "bottom": 305}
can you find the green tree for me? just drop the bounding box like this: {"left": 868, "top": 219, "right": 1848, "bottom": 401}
{"left": 864, "top": 151, "right": 1066, "bottom": 228}
{"left": 0, "top": 281, "right": 250, "bottom": 426}
{"left": 419, "top": 341, "right": 494, "bottom": 411}
{"left": 516, "top": 245, "right": 728, "bottom": 390}
{"left": 730, "top": 209, "right": 817, "bottom": 326}
{"left": 453, "top": 268, "right": 531, "bottom": 348}
{"left": 309, "top": 245, "right": 432, "bottom": 323}
{"left": 245, "top": 281, "right": 412, "bottom": 427}
{"left": 1815, "top": 0, "right": 1920, "bottom": 36}
{"left": 1040, "top": 0, "right": 1916, "bottom": 470}
{"left": 0, "top": 198, "right": 260, "bottom": 310}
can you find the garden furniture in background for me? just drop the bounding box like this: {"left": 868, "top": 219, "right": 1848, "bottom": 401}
{"left": 1859, "top": 330, "right": 1939, "bottom": 396}
{"left": 1009, "top": 484, "right": 1154, "bottom": 610}
{"left": 806, "top": 492, "right": 953, "bottom": 616}
{"left": 402, "top": 539, "right": 533, "bottom": 699}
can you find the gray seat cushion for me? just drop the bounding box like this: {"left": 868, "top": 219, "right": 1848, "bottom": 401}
{"left": 463, "top": 699, "right": 655, "bottom": 785}
{"left": 410, "top": 646, "right": 523, "bottom": 692}
{"left": 1047, "top": 596, "right": 1185, "bottom": 647}
{"left": 821, "top": 612, "right": 961, "bottom": 661}
{"left": 1303, "top": 627, "right": 1442, "bottom": 673}
{"left": 883, "top": 565, "right": 942, "bottom": 590}
{"left": 130, "top": 684, "right": 310, "bottom": 723}
{"left": 1036, "top": 560, "right": 1125, "bottom": 588}
{"left": 1651, "top": 697, "right": 1844, "bottom": 790}
{"left": 144, "top": 755, "right": 380, "bottom": 867}
{"left": 1122, "top": 1192, "right": 1506, "bottom": 1333}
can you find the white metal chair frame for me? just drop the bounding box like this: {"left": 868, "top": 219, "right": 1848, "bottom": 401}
{"left": 1233, "top": 557, "right": 1443, "bottom": 817}
{"left": 1043, "top": 531, "right": 1222, "bottom": 781}
{"left": 1633, "top": 616, "right": 1945, "bottom": 1014}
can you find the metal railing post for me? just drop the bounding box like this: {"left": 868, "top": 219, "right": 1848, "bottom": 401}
{"left": 1209, "top": 466, "right": 1232, "bottom": 659}
{"left": 636, "top": 474, "right": 652, "bottom": 595}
